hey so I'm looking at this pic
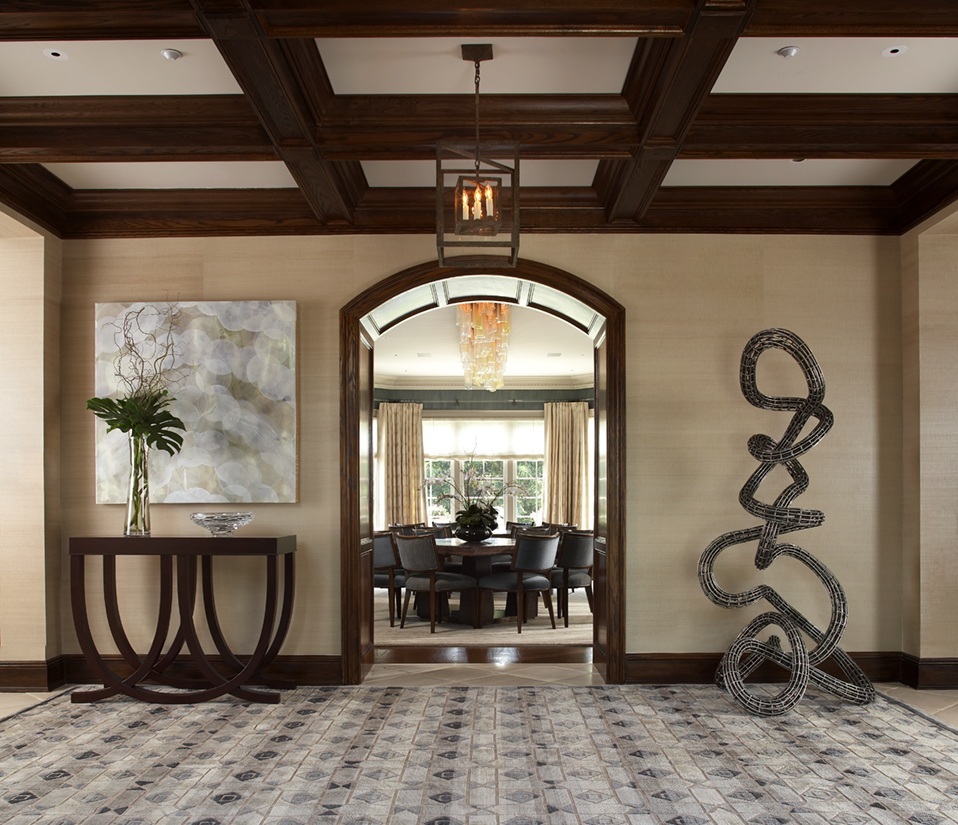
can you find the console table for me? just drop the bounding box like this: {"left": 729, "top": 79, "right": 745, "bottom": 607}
{"left": 70, "top": 535, "right": 296, "bottom": 704}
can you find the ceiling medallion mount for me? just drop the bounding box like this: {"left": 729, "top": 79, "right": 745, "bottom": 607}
{"left": 436, "top": 44, "right": 519, "bottom": 268}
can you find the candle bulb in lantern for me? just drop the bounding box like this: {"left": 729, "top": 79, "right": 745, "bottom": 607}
{"left": 461, "top": 189, "right": 469, "bottom": 221}
{"left": 484, "top": 184, "right": 494, "bottom": 218}
{"left": 472, "top": 184, "right": 483, "bottom": 220}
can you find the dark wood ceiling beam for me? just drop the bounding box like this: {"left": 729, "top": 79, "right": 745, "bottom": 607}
{"left": 189, "top": 3, "right": 360, "bottom": 223}
{"left": 0, "top": 164, "right": 71, "bottom": 235}
{"left": 320, "top": 93, "right": 638, "bottom": 160}
{"left": 64, "top": 187, "right": 321, "bottom": 238}
{"left": 0, "top": 95, "right": 276, "bottom": 162}
{"left": 745, "top": 1, "right": 958, "bottom": 36}
{"left": 251, "top": 1, "right": 694, "bottom": 37}
{"left": 0, "top": 1, "right": 203, "bottom": 40}
{"left": 683, "top": 93, "right": 958, "bottom": 159}
{"left": 892, "top": 160, "right": 958, "bottom": 232}
{"left": 645, "top": 186, "right": 900, "bottom": 233}
{"left": 599, "top": 0, "right": 756, "bottom": 223}
{"left": 3, "top": 91, "right": 955, "bottom": 163}
{"left": 4, "top": 2, "right": 957, "bottom": 41}
{"left": 50, "top": 183, "right": 899, "bottom": 238}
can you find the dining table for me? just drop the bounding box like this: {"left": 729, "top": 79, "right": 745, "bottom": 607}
{"left": 434, "top": 536, "right": 538, "bottom": 626}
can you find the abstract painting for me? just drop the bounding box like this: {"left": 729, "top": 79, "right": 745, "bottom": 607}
{"left": 94, "top": 300, "right": 297, "bottom": 503}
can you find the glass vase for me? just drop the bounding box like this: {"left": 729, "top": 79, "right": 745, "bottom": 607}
{"left": 125, "top": 432, "right": 151, "bottom": 536}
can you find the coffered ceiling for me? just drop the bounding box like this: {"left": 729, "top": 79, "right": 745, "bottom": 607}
{"left": 1, "top": 1, "right": 957, "bottom": 239}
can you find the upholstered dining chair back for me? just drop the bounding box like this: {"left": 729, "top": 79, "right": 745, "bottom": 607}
{"left": 393, "top": 532, "right": 440, "bottom": 573}
{"left": 555, "top": 530, "right": 593, "bottom": 570}
{"left": 505, "top": 519, "right": 534, "bottom": 538}
{"left": 514, "top": 533, "right": 560, "bottom": 574}
{"left": 388, "top": 522, "right": 426, "bottom": 535}
{"left": 373, "top": 531, "right": 399, "bottom": 569}
{"left": 373, "top": 530, "right": 405, "bottom": 627}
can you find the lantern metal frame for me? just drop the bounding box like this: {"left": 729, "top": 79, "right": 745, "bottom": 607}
{"left": 436, "top": 44, "right": 519, "bottom": 268}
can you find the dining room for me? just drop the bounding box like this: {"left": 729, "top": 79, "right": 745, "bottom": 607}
{"left": 367, "top": 285, "right": 599, "bottom": 664}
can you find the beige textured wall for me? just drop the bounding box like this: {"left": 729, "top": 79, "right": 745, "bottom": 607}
{"left": 0, "top": 211, "right": 60, "bottom": 662}
{"left": 909, "top": 208, "right": 958, "bottom": 659}
{"left": 53, "top": 232, "right": 904, "bottom": 660}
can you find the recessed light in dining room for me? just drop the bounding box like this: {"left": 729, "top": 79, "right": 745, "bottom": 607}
{"left": 43, "top": 48, "right": 68, "bottom": 60}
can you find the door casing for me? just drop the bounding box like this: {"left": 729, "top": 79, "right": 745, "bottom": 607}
{"left": 340, "top": 258, "right": 626, "bottom": 683}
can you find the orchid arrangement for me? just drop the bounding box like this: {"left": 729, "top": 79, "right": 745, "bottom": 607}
{"left": 428, "top": 456, "right": 528, "bottom": 529}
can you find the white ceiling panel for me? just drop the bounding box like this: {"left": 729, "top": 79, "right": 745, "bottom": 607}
{"left": 664, "top": 159, "right": 917, "bottom": 187}
{"left": 362, "top": 158, "right": 599, "bottom": 188}
{"left": 43, "top": 162, "right": 297, "bottom": 190}
{"left": 714, "top": 37, "right": 958, "bottom": 94}
{"left": 0, "top": 39, "right": 242, "bottom": 96}
{"left": 315, "top": 36, "right": 637, "bottom": 94}
{"left": 375, "top": 305, "right": 593, "bottom": 381}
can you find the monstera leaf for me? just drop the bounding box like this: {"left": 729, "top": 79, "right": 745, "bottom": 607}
{"left": 86, "top": 389, "right": 185, "bottom": 456}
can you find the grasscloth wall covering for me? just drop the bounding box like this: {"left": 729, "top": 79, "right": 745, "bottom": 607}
{"left": 6, "top": 214, "right": 956, "bottom": 671}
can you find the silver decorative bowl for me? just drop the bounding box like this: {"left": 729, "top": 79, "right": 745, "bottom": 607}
{"left": 190, "top": 511, "right": 254, "bottom": 537}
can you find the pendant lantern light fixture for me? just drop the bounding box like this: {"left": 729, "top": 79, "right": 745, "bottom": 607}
{"left": 436, "top": 44, "right": 519, "bottom": 267}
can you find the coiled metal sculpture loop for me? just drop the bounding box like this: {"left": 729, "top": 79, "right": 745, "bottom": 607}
{"left": 699, "top": 328, "right": 874, "bottom": 716}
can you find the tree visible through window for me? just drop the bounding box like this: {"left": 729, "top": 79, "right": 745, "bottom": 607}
{"left": 424, "top": 457, "right": 544, "bottom": 528}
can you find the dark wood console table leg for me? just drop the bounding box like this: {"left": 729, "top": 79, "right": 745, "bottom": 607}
{"left": 70, "top": 537, "right": 297, "bottom": 704}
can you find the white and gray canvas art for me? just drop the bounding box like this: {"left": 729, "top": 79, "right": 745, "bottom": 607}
{"left": 94, "top": 300, "right": 297, "bottom": 504}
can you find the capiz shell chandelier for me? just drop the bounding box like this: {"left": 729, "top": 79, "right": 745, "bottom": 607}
{"left": 457, "top": 302, "right": 511, "bottom": 392}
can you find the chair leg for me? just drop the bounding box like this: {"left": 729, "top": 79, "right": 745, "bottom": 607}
{"left": 400, "top": 589, "right": 413, "bottom": 628}
{"left": 585, "top": 584, "right": 594, "bottom": 613}
{"left": 542, "top": 589, "right": 557, "bottom": 629}
{"left": 563, "top": 587, "right": 570, "bottom": 628}
{"left": 394, "top": 587, "right": 402, "bottom": 626}
{"left": 516, "top": 582, "right": 524, "bottom": 634}
{"left": 429, "top": 588, "right": 437, "bottom": 633}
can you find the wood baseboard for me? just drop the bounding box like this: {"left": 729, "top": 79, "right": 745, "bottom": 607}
{"left": 901, "top": 653, "right": 958, "bottom": 688}
{"left": 3, "top": 651, "right": 955, "bottom": 691}
{"left": 624, "top": 651, "right": 904, "bottom": 685}
{"left": 0, "top": 655, "right": 343, "bottom": 691}
{"left": 0, "top": 656, "right": 67, "bottom": 692}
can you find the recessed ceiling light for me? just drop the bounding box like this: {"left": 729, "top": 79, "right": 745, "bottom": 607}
{"left": 43, "top": 48, "right": 68, "bottom": 60}
{"left": 776, "top": 46, "right": 800, "bottom": 59}
{"left": 161, "top": 48, "right": 183, "bottom": 61}
{"left": 882, "top": 45, "right": 908, "bottom": 57}
{"left": 791, "top": 158, "right": 806, "bottom": 163}
{"left": 547, "top": 352, "right": 562, "bottom": 358}
{"left": 416, "top": 352, "right": 432, "bottom": 358}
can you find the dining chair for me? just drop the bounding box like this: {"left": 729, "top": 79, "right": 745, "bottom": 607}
{"left": 505, "top": 519, "right": 534, "bottom": 538}
{"left": 372, "top": 531, "right": 405, "bottom": 627}
{"left": 394, "top": 533, "right": 479, "bottom": 632}
{"left": 550, "top": 530, "right": 594, "bottom": 627}
{"left": 388, "top": 522, "right": 426, "bottom": 535}
{"left": 477, "top": 533, "right": 560, "bottom": 633}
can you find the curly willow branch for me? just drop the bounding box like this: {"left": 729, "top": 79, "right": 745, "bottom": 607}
{"left": 698, "top": 328, "right": 874, "bottom": 716}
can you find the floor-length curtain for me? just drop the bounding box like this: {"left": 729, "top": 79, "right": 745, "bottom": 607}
{"left": 543, "top": 401, "right": 590, "bottom": 528}
{"left": 378, "top": 402, "right": 426, "bottom": 526}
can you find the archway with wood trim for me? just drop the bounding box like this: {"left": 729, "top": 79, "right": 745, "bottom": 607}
{"left": 340, "top": 258, "right": 626, "bottom": 684}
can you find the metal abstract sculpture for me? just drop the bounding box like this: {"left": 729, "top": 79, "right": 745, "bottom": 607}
{"left": 699, "top": 328, "right": 875, "bottom": 716}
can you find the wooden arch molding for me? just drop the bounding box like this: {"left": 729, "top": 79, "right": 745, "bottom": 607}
{"left": 340, "top": 257, "right": 626, "bottom": 684}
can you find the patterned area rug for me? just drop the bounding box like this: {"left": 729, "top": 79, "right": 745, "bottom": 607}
{"left": 374, "top": 589, "right": 593, "bottom": 647}
{"left": 2, "top": 685, "right": 958, "bottom": 824}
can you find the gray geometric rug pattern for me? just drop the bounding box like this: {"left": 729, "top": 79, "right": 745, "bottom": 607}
{"left": 3, "top": 685, "right": 958, "bottom": 823}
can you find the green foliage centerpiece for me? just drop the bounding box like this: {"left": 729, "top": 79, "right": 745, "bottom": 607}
{"left": 432, "top": 457, "right": 526, "bottom": 542}
{"left": 87, "top": 304, "right": 186, "bottom": 536}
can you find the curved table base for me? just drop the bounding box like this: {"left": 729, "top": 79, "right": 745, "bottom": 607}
{"left": 70, "top": 537, "right": 295, "bottom": 705}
